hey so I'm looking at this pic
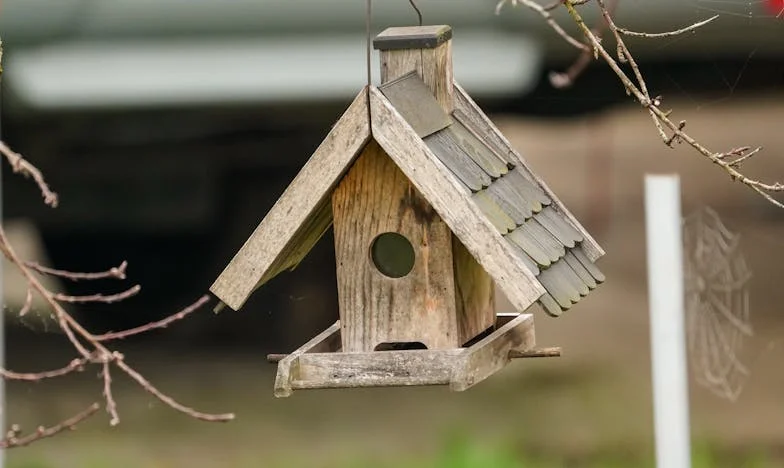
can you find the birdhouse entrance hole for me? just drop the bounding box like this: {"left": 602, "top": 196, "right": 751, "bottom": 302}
{"left": 371, "top": 232, "right": 416, "bottom": 278}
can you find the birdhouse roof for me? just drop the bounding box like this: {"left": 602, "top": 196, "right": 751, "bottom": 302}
{"left": 211, "top": 74, "right": 605, "bottom": 316}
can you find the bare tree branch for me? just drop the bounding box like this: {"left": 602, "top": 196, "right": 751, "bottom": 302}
{"left": 1, "top": 358, "right": 88, "bottom": 382}
{"left": 102, "top": 361, "right": 120, "bottom": 426}
{"left": 53, "top": 285, "right": 141, "bottom": 304}
{"left": 616, "top": 15, "right": 719, "bottom": 38}
{"left": 25, "top": 260, "right": 128, "bottom": 281}
{"left": 94, "top": 295, "right": 211, "bottom": 342}
{"left": 0, "top": 140, "right": 58, "bottom": 208}
{"left": 0, "top": 143, "right": 234, "bottom": 449}
{"left": 1, "top": 403, "right": 100, "bottom": 449}
{"left": 549, "top": 0, "right": 784, "bottom": 208}
{"left": 19, "top": 288, "right": 33, "bottom": 317}
{"left": 497, "top": 0, "right": 590, "bottom": 52}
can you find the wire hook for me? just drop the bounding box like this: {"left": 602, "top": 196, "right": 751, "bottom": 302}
{"left": 408, "top": 0, "right": 423, "bottom": 26}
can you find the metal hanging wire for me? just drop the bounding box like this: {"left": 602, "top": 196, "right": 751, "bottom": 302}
{"left": 364, "top": 0, "right": 425, "bottom": 134}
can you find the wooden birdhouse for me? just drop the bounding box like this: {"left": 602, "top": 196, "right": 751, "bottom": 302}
{"left": 211, "top": 25, "right": 605, "bottom": 397}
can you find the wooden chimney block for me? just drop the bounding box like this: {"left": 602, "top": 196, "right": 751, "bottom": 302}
{"left": 374, "top": 25, "right": 455, "bottom": 114}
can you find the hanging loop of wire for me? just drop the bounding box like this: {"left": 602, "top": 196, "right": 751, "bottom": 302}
{"left": 365, "top": 0, "right": 373, "bottom": 135}
{"left": 365, "top": 0, "right": 424, "bottom": 134}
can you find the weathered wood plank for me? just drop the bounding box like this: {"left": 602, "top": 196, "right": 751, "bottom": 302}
{"left": 369, "top": 87, "right": 546, "bottom": 314}
{"left": 380, "top": 40, "right": 454, "bottom": 113}
{"left": 472, "top": 191, "right": 516, "bottom": 234}
{"left": 210, "top": 89, "right": 371, "bottom": 311}
{"left": 507, "top": 225, "right": 552, "bottom": 267}
{"left": 257, "top": 196, "right": 333, "bottom": 286}
{"left": 485, "top": 175, "right": 534, "bottom": 224}
{"left": 536, "top": 206, "right": 582, "bottom": 249}
{"left": 556, "top": 258, "right": 590, "bottom": 297}
{"left": 504, "top": 168, "right": 551, "bottom": 210}
{"left": 452, "top": 81, "right": 604, "bottom": 261}
{"left": 293, "top": 349, "right": 461, "bottom": 389}
{"left": 538, "top": 261, "right": 580, "bottom": 308}
{"left": 451, "top": 313, "right": 536, "bottom": 391}
{"left": 527, "top": 217, "right": 567, "bottom": 262}
{"left": 331, "top": 140, "right": 459, "bottom": 352}
{"left": 274, "top": 321, "right": 342, "bottom": 398}
{"left": 425, "top": 129, "right": 492, "bottom": 192}
{"left": 573, "top": 245, "right": 606, "bottom": 283}
{"left": 452, "top": 236, "right": 496, "bottom": 346}
{"left": 450, "top": 121, "right": 508, "bottom": 179}
{"left": 563, "top": 251, "right": 597, "bottom": 289}
{"left": 538, "top": 292, "right": 565, "bottom": 317}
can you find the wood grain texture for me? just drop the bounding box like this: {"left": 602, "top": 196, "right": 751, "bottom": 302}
{"left": 292, "top": 349, "right": 461, "bottom": 390}
{"left": 369, "top": 87, "right": 545, "bottom": 314}
{"left": 452, "top": 236, "right": 496, "bottom": 346}
{"left": 425, "top": 129, "right": 492, "bottom": 192}
{"left": 210, "top": 88, "right": 371, "bottom": 311}
{"left": 331, "top": 140, "right": 459, "bottom": 352}
{"left": 451, "top": 313, "right": 536, "bottom": 391}
{"left": 274, "top": 321, "right": 342, "bottom": 398}
{"left": 272, "top": 313, "right": 543, "bottom": 395}
{"left": 452, "top": 82, "right": 604, "bottom": 261}
{"left": 380, "top": 40, "right": 454, "bottom": 113}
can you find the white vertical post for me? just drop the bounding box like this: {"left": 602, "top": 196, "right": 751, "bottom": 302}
{"left": 645, "top": 174, "right": 691, "bottom": 468}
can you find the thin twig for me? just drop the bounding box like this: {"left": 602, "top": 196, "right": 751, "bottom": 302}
{"left": 558, "top": 0, "right": 784, "bottom": 207}
{"left": 0, "top": 227, "right": 93, "bottom": 360}
{"left": 497, "top": 0, "right": 590, "bottom": 52}
{"left": 53, "top": 285, "right": 141, "bottom": 304}
{"left": 0, "top": 140, "right": 58, "bottom": 208}
{"left": 102, "top": 361, "right": 120, "bottom": 426}
{"left": 94, "top": 295, "right": 210, "bottom": 342}
{"left": 0, "top": 403, "right": 100, "bottom": 449}
{"left": 1, "top": 358, "right": 88, "bottom": 382}
{"left": 0, "top": 223, "right": 233, "bottom": 440}
{"left": 617, "top": 15, "right": 719, "bottom": 38}
{"left": 114, "top": 356, "right": 234, "bottom": 422}
{"left": 19, "top": 288, "right": 33, "bottom": 317}
{"left": 536, "top": 0, "right": 591, "bottom": 12}
{"left": 547, "top": 0, "right": 618, "bottom": 88}
{"left": 25, "top": 261, "right": 128, "bottom": 281}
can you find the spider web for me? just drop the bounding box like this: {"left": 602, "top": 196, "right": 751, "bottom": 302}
{"left": 682, "top": 206, "right": 753, "bottom": 401}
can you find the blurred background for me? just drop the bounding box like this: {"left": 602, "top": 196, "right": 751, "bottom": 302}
{"left": 1, "top": 0, "right": 783, "bottom": 466}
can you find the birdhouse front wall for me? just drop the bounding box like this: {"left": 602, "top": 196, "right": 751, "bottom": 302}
{"left": 331, "top": 139, "right": 460, "bottom": 353}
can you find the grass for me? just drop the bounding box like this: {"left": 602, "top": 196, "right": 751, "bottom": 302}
{"left": 9, "top": 432, "right": 780, "bottom": 468}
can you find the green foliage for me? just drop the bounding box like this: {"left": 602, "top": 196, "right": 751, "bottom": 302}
{"left": 330, "top": 434, "right": 779, "bottom": 468}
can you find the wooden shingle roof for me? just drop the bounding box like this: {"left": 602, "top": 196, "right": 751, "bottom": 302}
{"left": 211, "top": 73, "right": 604, "bottom": 316}
{"left": 381, "top": 72, "right": 604, "bottom": 317}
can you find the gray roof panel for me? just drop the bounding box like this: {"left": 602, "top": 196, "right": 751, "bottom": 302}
{"left": 449, "top": 121, "right": 509, "bottom": 179}
{"left": 425, "top": 128, "right": 492, "bottom": 192}
{"left": 573, "top": 245, "right": 606, "bottom": 283}
{"left": 507, "top": 227, "right": 551, "bottom": 267}
{"left": 473, "top": 191, "right": 516, "bottom": 234}
{"left": 538, "top": 293, "right": 564, "bottom": 317}
{"left": 537, "top": 206, "right": 583, "bottom": 248}
{"left": 563, "top": 251, "right": 597, "bottom": 290}
{"left": 379, "top": 72, "right": 452, "bottom": 138}
{"left": 538, "top": 263, "right": 579, "bottom": 308}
